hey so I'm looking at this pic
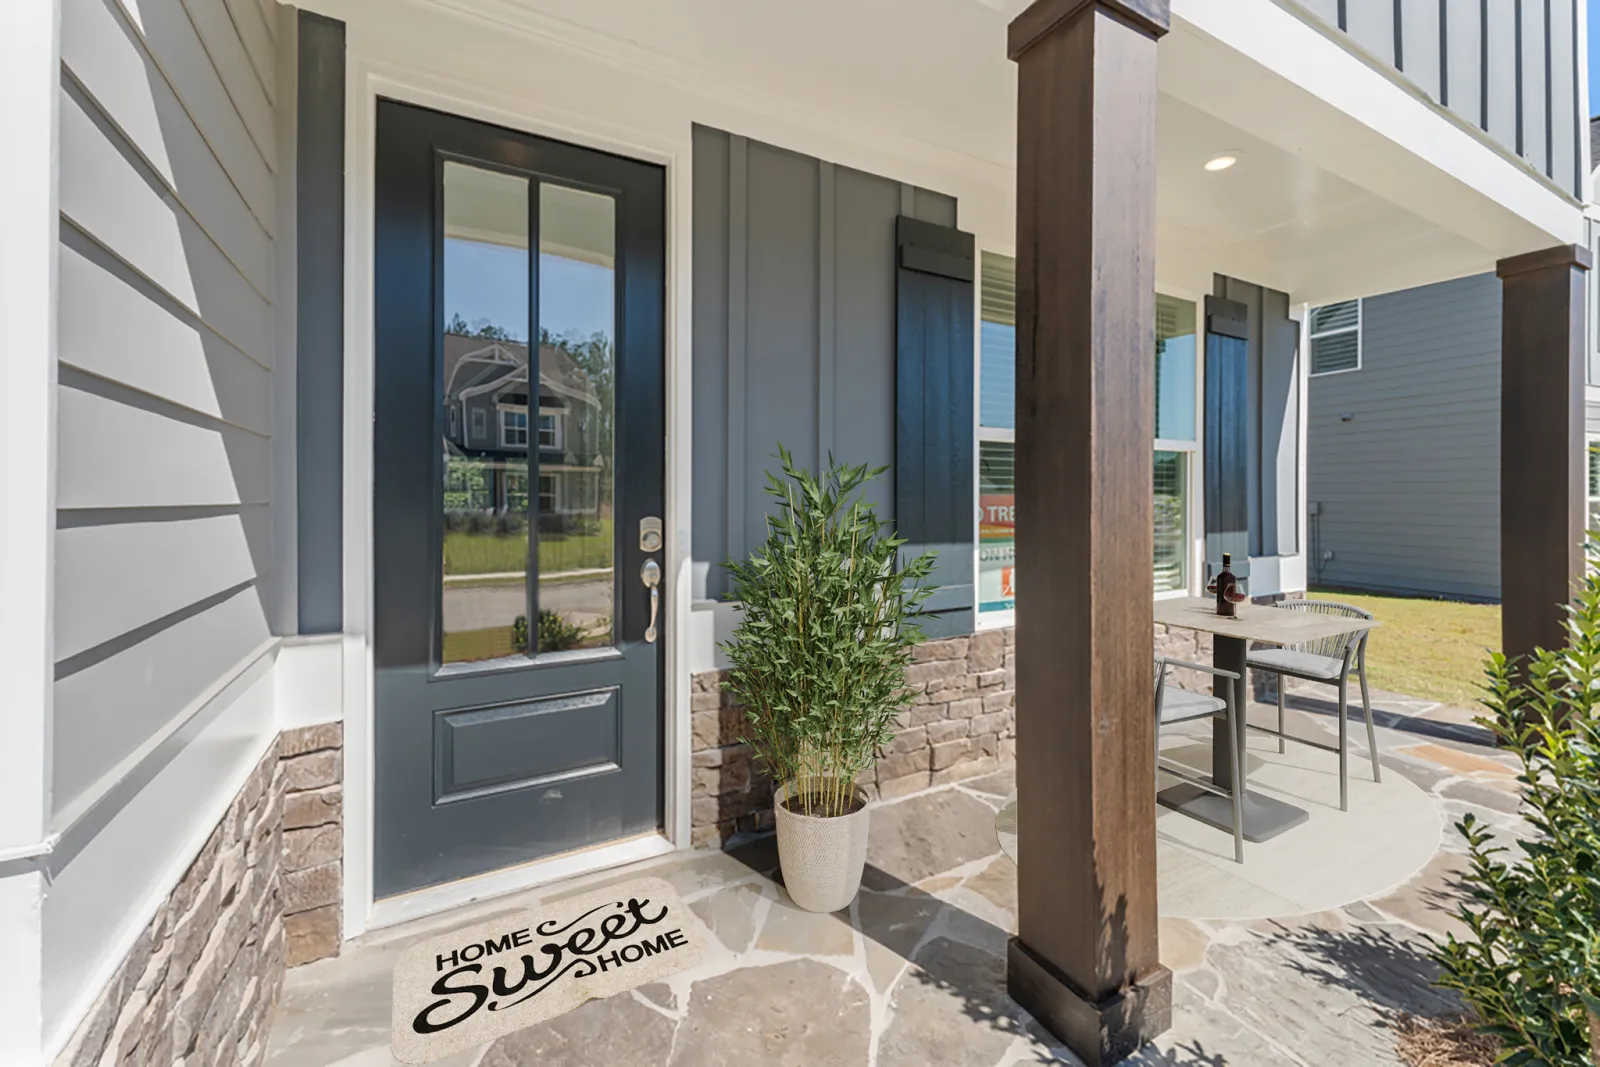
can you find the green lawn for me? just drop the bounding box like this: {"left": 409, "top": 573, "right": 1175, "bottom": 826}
{"left": 1309, "top": 587, "right": 1500, "bottom": 710}
{"left": 443, "top": 625, "right": 520, "bottom": 664}
{"left": 444, "top": 520, "right": 613, "bottom": 576}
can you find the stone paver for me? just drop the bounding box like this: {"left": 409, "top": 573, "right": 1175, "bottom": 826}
{"left": 669, "top": 959, "right": 872, "bottom": 1065}
{"left": 878, "top": 937, "right": 1022, "bottom": 1066}
{"left": 266, "top": 690, "right": 1522, "bottom": 1067}
{"left": 863, "top": 788, "right": 1002, "bottom": 889}
{"left": 480, "top": 993, "right": 676, "bottom": 1067}
{"left": 689, "top": 882, "right": 766, "bottom": 954}
{"left": 755, "top": 897, "right": 856, "bottom": 956}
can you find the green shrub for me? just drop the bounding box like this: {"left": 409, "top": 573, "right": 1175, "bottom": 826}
{"left": 1431, "top": 542, "right": 1600, "bottom": 1066}
{"left": 721, "top": 448, "right": 934, "bottom": 818}
{"left": 492, "top": 513, "right": 527, "bottom": 538}
{"left": 537, "top": 610, "right": 586, "bottom": 653}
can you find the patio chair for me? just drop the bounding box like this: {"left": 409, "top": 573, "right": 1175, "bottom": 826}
{"left": 1155, "top": 655, "right": 1245, "bottom": 864}
{"left": 1244, "top": 600, "right": 1378, "bottom": 813}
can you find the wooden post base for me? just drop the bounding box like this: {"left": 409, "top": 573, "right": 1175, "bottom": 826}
{"left": 1008, "top": 938, "right": 1173, "bottom": 1066}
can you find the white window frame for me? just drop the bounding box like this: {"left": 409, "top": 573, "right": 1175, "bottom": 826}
{"left": 500, "top": 406, "right": 529, "bottom": 448}
{"left": 1153, "top": 289, "right": 1201, "bottom": 600}
{"left": 1308, "top": 299, "right": 1362, "bottom": 377}
{"left": 538, "top": 472, "right": 559, "bottom": 515}
{"left": 470, "top": 407, "right": 486, "bottom": 439}
{"left": 538, "top": 409, "right": 562, "bottom": 449}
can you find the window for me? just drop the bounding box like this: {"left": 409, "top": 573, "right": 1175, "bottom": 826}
{"left": 1589, "top": 441, "right": 1600, "bottom": 534}
{"left": 1153, "top": 451, "right": 1187, "bottom": 593}
{"left": 1308, "top": 300, "right": 1361, "bottom": 375}
{"left": 501, "top": 408, "right": 528, "bottom": 448}
{"left": 977, "top": 253, "right": 1017, "bottom": 616}
{"left": 974, "top": 253, "right": 1197, "bottom": 615}
{"left": 470, "top": 408, "right": 486, "bottom": 439}
{"left": 1154, "top": 294, "right": 1197, "bottom": 593}
{"left": 538, "top": 473, "right": 558, "bottom": 515}
{"left": 538, "top": 412, "right": 560, "bottom": 449}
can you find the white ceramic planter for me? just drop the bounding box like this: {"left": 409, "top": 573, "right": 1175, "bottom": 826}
{"left": 773, "top": 780, "right": 871, "bottom": 913}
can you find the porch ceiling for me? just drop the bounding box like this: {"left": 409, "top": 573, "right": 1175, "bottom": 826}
{"left": 390, "top": 0, "right": 1582, "bottom": 304}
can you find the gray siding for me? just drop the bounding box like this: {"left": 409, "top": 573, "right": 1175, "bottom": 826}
{"left": 691, "top": 126, "right": 956, "bottom": 599}
{"left": 1306, "top": 273, "right": 1502, "bottom": 601}
{"left": 54, "top": 0, "right": 278, "bottom": 819}
{"left": 1302, "top": 0, "right": 1587, "bottom": 197}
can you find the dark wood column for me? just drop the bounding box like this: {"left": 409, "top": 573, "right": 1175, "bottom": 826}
{"left": 1006, "top": 2, "right": 1170, "bottom": 1064}
{"left": 1498, "top": 244, "right": 1592, "bottom": 668}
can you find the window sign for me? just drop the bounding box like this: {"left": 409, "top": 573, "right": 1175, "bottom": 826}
{"left": 978, "top": 443, "right": 1015, "bottom": 613}
{"left": 974, "top": 251, "right": 1198, "bottom": 616}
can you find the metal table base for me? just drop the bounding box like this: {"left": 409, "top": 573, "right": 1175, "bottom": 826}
{"left": 1157, "top": 780, "right": 1310, "bottom": 842}
{"left": 1158, "top": 632, "right": 1311, "bottom": 843}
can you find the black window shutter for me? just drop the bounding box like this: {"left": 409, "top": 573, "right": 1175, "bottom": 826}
{"left": 1204, "top": 295, "right": 1251, "bottom": 586}
{"left": 895, "top": 216, "right": 976, "bottom": 637}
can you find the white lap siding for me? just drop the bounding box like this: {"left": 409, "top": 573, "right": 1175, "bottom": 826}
{"left": 48, "top": 0, "right": 283, "bottom": 1055}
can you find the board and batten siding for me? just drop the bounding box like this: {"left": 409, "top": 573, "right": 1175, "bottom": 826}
{"left": 690, "top": 125, "right": 957, "bottom": 600}
{"left": 1297, "top": 0, "right": 1586, "bottom": 198}
{"left": 47, "top": 0, "right": 284, "bottom": 1048}
{"left": 1306, "top": 273, "right": 1502, "bottom": 601}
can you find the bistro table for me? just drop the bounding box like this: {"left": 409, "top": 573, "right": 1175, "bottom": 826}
{"left": 1153, "top": 595, "right": 1379, "bottom": 843}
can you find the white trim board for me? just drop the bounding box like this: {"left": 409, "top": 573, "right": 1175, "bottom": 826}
{"left": 0, "top": 1, "right": 60, "bottom": 1059}
{"left": 275, "top": 634, "right": 343, "bottom": 729}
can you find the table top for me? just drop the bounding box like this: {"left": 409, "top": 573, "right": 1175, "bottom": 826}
{"left": 1153, "top": 596, "right": 1379, "bottom": 644}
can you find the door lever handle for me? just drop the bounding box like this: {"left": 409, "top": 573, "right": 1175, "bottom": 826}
{"left": 641, "top": 559, "right": 662, "bottom": 643}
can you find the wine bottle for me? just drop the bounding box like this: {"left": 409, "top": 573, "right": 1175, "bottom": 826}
{"left": 1210, "top": 552, "right": 1239, "bottom": 618}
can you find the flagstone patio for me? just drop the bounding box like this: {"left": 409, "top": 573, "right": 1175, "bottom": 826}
{"left": 265, "top": 688, "right": 1523, "bottom": 1066}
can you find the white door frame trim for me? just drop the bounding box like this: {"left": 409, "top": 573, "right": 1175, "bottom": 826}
{"left": 339, "top": 48, "right": 695, "bottom": 937}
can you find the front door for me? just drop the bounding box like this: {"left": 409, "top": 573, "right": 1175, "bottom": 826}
{"left": 373, "top": 100, "right": 666, "bottom": 898}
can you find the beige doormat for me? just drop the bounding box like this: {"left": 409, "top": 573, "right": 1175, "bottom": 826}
{"left": 390, "top": 877, "right": 704, "bottom": 1064}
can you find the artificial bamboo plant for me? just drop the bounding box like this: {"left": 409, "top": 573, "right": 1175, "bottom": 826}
{"left": 721, "top": 448, "right": 935, "bottom": 819}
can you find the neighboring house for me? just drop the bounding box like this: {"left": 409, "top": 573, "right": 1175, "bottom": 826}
{"left": 1305, "top": 276, "right": 1506, "bottom": 600}
{"left": 442, "top": 333, "right": 606, "bottom": 528}
{"left": 1307, "top": 118, "right": 1600, "bottom": 603}
{"left": 0, "top": 1, "right": 1589, "bottom": 1065}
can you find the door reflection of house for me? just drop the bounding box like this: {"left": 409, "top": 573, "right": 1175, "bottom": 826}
{"left": 442, "top": 333, "right": 606, "bottom": 521}
{"left": 440, "top": 332, "right": 614, "bottom": 657}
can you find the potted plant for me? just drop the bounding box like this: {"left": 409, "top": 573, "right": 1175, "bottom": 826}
{"left": 722, "top": 448, "right": 934, "bottom": 913}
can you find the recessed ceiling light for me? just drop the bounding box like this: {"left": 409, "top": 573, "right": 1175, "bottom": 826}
{"left": 1204, "top": 154, "right": 1238, "bottom": 172}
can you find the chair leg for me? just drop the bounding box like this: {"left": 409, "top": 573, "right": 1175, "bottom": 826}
{"left": 1154, "top": 703, "right": 1163, "bottom": 794}
{"left": 1229, "top": 702, "right": 1244, "bottom": 864}
{"left": 1276, "top": 676, "right": 1286, "bottom": 754}
{"left": 1360, "top": 660, "right": 1380, "bottom": 783}
{"left": 1337, "top": 677, "right": 1349, "bottom": 812}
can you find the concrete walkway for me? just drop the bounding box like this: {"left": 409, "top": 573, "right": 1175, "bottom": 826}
{"left": 265, "top": 690, "right": 1522, "bottom": 1066}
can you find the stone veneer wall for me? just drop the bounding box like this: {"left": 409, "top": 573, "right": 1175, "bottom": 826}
{"left": 691, "top": 620, "right": 1277, "bottom": 846}
{"left": 54, "top": 724, "right": 346, "bottom": 1067}
{"left": 279, "top": 724, "right": 344, "bottom": 967}
{"left": 54, "top": 742, "right": 287, "bottom": 1067}
{"left": 690, "top": 628, "right": 1015, "bottom": 848}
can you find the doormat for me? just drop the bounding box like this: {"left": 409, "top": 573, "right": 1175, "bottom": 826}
{"left": 390, "top": 877, "right": 704, "bottom": 1064}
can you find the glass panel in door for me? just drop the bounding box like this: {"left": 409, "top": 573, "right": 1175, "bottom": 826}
{"left": 534, "top": 183, "right": 616, "bottom": 653}
{"left": 440, "top": 161, "right": 531, "bottom": 665}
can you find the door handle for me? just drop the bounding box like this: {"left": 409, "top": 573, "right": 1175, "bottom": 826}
{"left": 641, "top": 559, "right": 662, "bottom": 644}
